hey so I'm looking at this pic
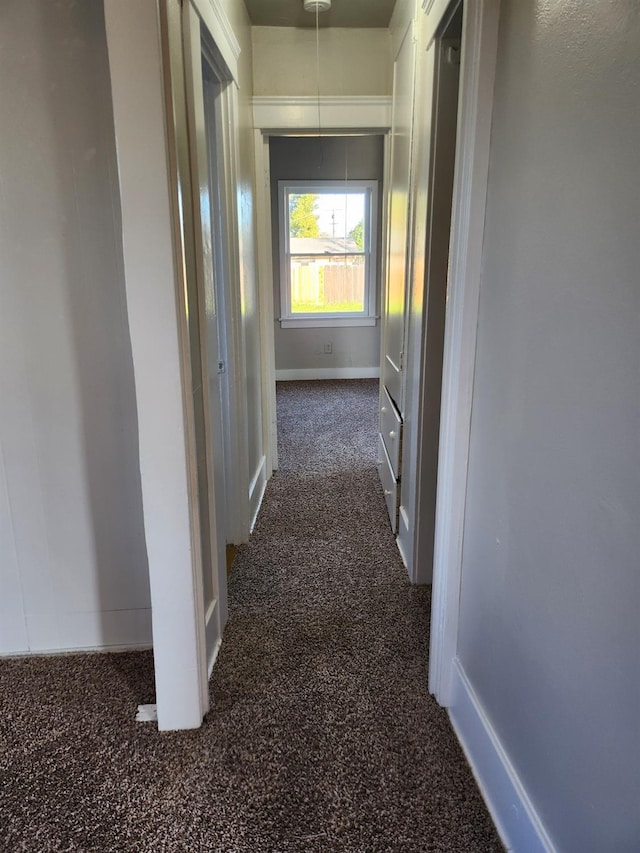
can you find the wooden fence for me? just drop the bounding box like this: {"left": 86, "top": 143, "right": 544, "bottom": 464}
{"left": 290, "top": 256, "right": 365, "bottom": 311}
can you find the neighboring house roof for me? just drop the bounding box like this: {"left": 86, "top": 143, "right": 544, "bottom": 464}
{"left": 290, "top": 236, "right": 360, "bottom": 254}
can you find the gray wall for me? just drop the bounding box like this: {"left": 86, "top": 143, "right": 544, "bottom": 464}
{"left": 0, "top": 0, "right": 150, "bottom": 653}
{"left": 269, "top": 135, "right": 384, "bottom": 373}
{"left": 456, "top": 2, "right": 640, "bottom": 850}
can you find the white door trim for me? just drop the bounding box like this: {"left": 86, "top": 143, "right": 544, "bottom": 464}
{"left": 253, "top": 102, "right": 392, "bottom": 479}
{"left": 192, "top": 0, "right": 250, "bottom": 547}
{"left": 105, "top": 0, "right": 209, "bottom": 730}
{"left": 104, "top": 0, "right": 247, "bottom": 731}
{"left": 428, "top": 0, "right": 501, "bottom": 705}
{"left": 192, "top": 0, "right": 240, "bottom": 83}
{"left": 212, "top": 78, "right": 251, "bottom": 544}
{"left": 177, "top": 0, "right": 248, "bottom": 687}
{"left": 253, "top": 131, "right": 278, "bottom": 474}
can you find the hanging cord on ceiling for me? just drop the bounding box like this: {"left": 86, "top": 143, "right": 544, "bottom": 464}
{"left": 315, "top": 4, "right": 321, "bottom": 138}
{"left": 315, "top": 4, "right": 325, "bottom": 168}
{"left": 343, "top": 137, "right": 349, "bottom": 259}
{"left": 344, "top": 135, "right": 349, "bottom": 183}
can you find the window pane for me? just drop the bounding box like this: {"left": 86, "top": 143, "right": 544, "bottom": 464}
{"left": 288, "top": 192, "right": 366, "bottom": 248}
{"left": 290, "top": 254, "right": 365, "bottom": 314}
{"left": 283, "top": 185, "right": 373, "bottom": 319}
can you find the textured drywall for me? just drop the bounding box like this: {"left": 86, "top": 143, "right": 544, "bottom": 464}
{"left": 252, "top": 27, "right": 392, "bottom": 96}
{"left": 456, "top": 2, "right": 640, "bottom": 850}
{"left": 0, "top": 0, "right": 150, "bottom": 653}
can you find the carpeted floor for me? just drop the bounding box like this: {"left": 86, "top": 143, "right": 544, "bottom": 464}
{"left": 0, "top": 379, "right": 502, "bottom": 852}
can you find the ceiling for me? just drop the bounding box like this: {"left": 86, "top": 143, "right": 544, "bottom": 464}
{"left": 244, "top": 0, "right": 396, "bottom": 28}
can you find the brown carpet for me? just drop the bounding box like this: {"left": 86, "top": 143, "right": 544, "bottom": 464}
{"left": 0, "top": 379, "right": 502, "bottom": 852}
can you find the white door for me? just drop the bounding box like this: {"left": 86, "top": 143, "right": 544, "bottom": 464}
{"left": 202, "top": 69, "right": 234, "bottom": 566}
{"left": 182, "top": 0, "right": 230, "bottom": 670}
{"left": 382, "top": 22, "right": 416, "bottom": 416}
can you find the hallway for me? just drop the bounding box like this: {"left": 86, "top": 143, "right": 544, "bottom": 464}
{"left": 1, "top": 380, "right": 500, "bottom": 852}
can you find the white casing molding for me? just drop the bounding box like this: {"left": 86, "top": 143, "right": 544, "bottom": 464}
{"left": 105, "top": 0, "right": 209, "bottom": 732}
{"left": 194, "top": 0, "right": 240, "bottom": 82}
{"left": 248, "top": 454, "right": 267, "bottom": 532}
{"left": 276, "top": 367, "right": 380, "bottom": 381}
{"left": 105, "top": 0, "right": 247, "bottom": 731}
{"left": 254, "top": 130, "right": 279, "bottom": 475}
{"left": 254, "top": 100, "right": 392, "bottom": 479}
{"left": 449, "top": 660, "right": 556, "bottom": 853}
{"left": 252, "top": 96, "right": 392, "bottom": 132}
{"left": 428, "top": 0, "right": 501, "bottom": 706}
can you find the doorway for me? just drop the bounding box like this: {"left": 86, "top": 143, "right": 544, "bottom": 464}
{"left": 265, "top": 135, "right": 385, "bottom": 494}
{"left": 252, "top": 100, "right": 392, "bottom": 481}
{"left": 181, "top": 1, "right": 257, "bottom": 673}
{"left": 269, "top": 136, "right": 384, "bottom": 389}
{"left": 408, "top": 1, "right": 464, "bottom": 582}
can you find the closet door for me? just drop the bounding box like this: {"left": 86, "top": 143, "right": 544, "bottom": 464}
{"left": 382, "top": 20, "right": 415, "bottom": 416}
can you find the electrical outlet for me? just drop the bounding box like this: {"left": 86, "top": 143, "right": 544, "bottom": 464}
{"left": 323, "top": 342, "right": 333, "bottom": 354}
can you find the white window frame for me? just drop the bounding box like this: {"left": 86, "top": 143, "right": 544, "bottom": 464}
{"left": 278, "top": 179, "right": 378, "bottom": 328}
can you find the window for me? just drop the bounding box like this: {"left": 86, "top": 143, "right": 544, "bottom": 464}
{"left": 278, "top": 180, "right": 378, "bottom": 328}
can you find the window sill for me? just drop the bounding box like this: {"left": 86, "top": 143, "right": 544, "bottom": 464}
{"left": 279, "top": 316, "right": 378, "bottom": 329}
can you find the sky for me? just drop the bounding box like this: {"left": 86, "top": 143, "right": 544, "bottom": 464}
{"left": 298, "top": 192, "right": 365, "bottom": 238}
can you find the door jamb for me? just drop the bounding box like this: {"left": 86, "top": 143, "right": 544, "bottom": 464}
{"left": 181, "top": 0, "right": 249, "bottom": 655}
{"left": 254, "top": 131, "right": 279, "bottom": 474}
{"left": 104, "top": 0, "right": 210, "bottom": 730}
{"left": 105, "top": 0, "right": 245, "bottom": 730}
{"left": 251, "top": 99, "right": 393, "bottom": 477}
{"left": 427, "top": 0, "right": 501, "bottom": 705}
{"left": 191, "top": 0, "right": 248, "bottom": 550}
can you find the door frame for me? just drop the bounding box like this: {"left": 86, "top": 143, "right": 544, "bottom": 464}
{"left": 398, "top": 0, "right": 464, "bottom": 580}
{"left": 104, "top": 0, "right": 244, "bottom": 730}
{"left": 382, "top": 15, "right": 417, "bottom": 418}
{"left": 199, "top": 31, "right": 250, "bottom": 551}
{"left": 251, "top": 97, "right": 393, "bottom": 476}
{"left": 425, "top": 0, "right": 501, "bottom": 704}
{"left": 167, "top": 0, "right": 246, "bottom": 697}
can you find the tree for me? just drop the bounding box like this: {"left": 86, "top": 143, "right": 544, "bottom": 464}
{"left": 289, "top": 194, "right": 319, "bottom": 237}
{"left": 349, "top": 220, "right": 365, "bottom": 251}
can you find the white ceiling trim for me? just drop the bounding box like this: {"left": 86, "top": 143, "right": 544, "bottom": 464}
{"left": 252, "top": 95, "right": 392, "bottom": 131}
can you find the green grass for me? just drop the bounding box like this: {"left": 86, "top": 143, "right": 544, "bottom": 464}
{"left": 291, "top": 300, "right": 365, "bottom": 314}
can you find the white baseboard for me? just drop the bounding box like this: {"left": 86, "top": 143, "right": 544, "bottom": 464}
{"left": 1, "top": 643, "right": 153, "bottom": 659}
{"left": 449, "top": 659, "right": 555, "bottom": 853}
{"left": 396, "top": 505, "right": 411, "bottom": 573}
{"left": 0, "top": 607, "right": 154, "bottom": 656}
{"left": 395, "top": 535, "right": 409, "bottom": 570}
{"left": 207, "top": 636, "right": 222, "bottom": 678}
{"left": 249, "top": 454, "right": 267, "bottom": 532}
{"left": 276, "top": 367, "right": 380, "bottom": 381}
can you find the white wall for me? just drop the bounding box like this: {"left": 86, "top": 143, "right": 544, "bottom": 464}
{"left": 0, "top": 0, "right": 151, "bottom": 654}
{"left": 252, "top": 27, "right": 392, "bottom": 97}
{"left": 455, "top": 2, "right": 640, "bottom": 849}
